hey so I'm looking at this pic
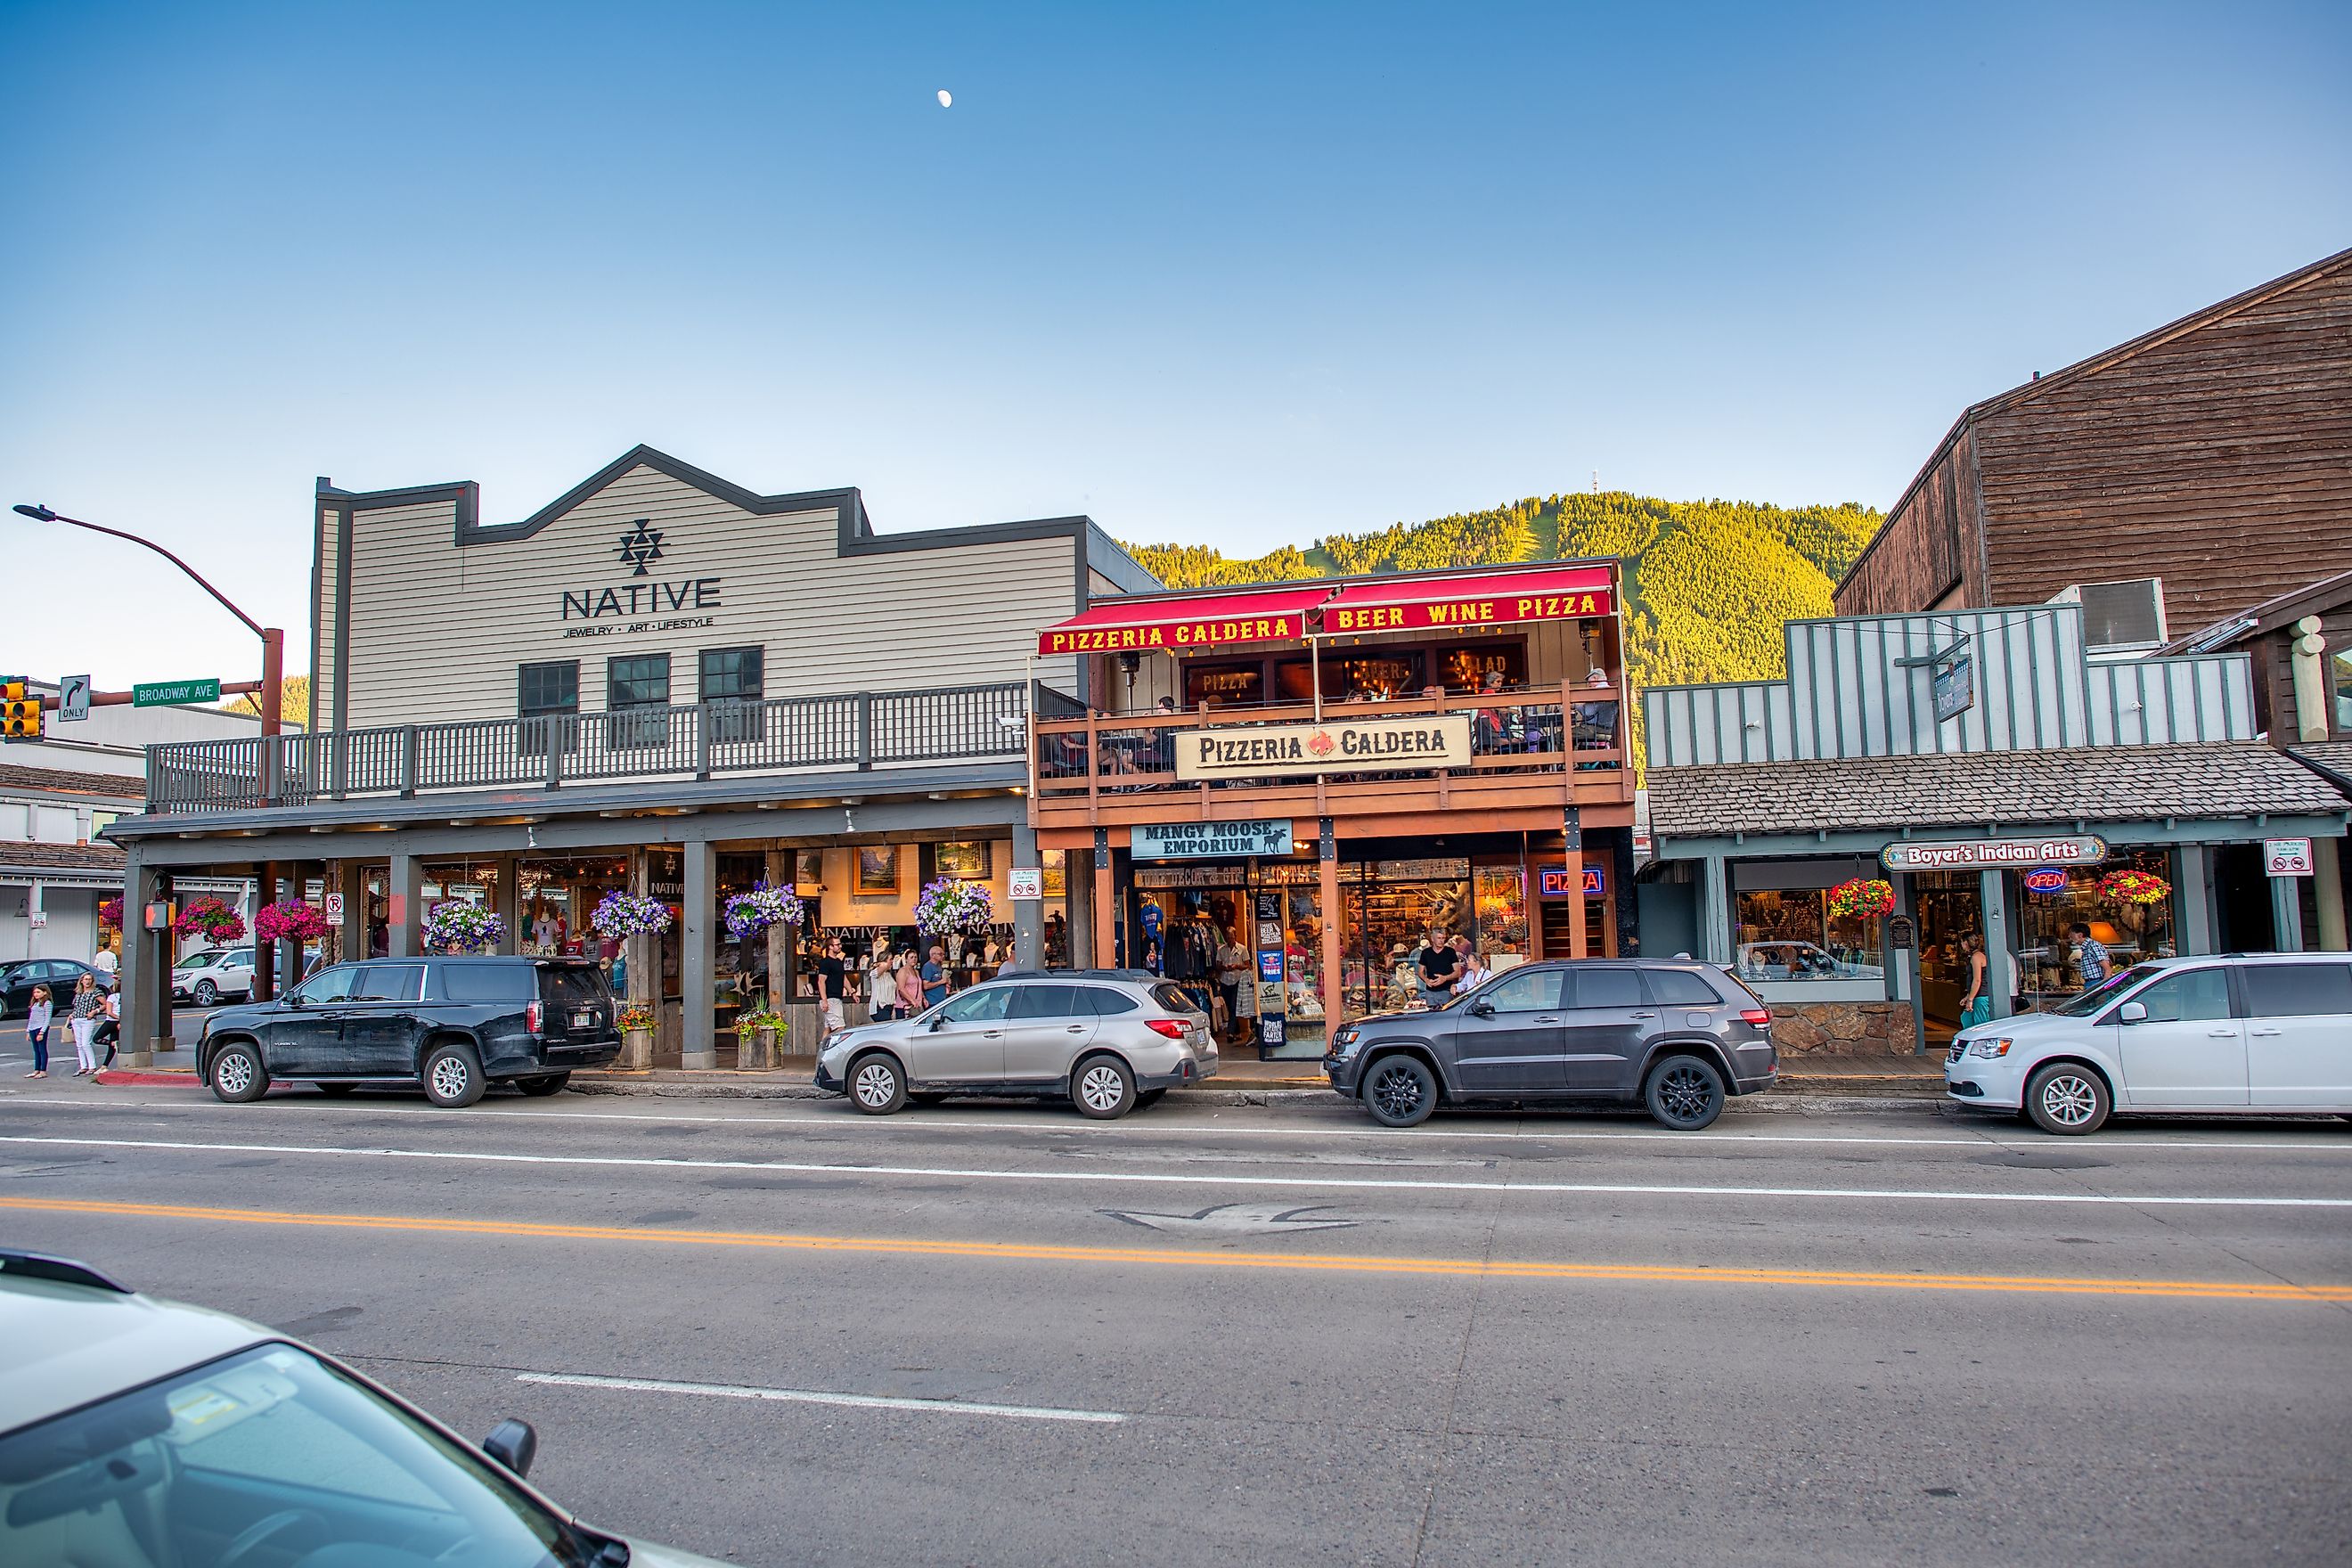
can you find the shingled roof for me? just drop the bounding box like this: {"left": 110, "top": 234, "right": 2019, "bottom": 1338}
{"left": 1648, "top": 742, "right": 2349, "bottom": 841}
{"left": 0, "top": 841, "right": 127, "bottom": 874}
{"left": 0, "top": 763, "right": 143, "bottom": 800}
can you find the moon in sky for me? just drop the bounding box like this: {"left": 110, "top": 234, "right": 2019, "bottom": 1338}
{"left": 937, "top": 89, "right": 952, "bottom": 108}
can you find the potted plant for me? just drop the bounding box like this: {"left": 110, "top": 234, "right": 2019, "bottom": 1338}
{"left": 915, "top": 877, "right": 993, "bottom": 940}
{"left": 421, "top": 902, "right": 505, "bottom": 954}
{"left": 175, "top": 895, "right": 246, "bottom": 946}
{"left": 734, "top": 1005, "right": 788, "bottom": 1070}
{"left": 592, "top": 889, "right": 674, "bottom": 940}
{"left": 617, "top": 1001, "right": 657, "bottom": 1070}
{"left": 253, "top": 899, "right": 330, "bottom": 946}
{"left": 1825, "top": 878, "right": 1897, "bottom": 923}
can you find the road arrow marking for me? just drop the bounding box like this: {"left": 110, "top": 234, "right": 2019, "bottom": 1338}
{"left": 1100, "top": 1201, "right": 1359, "bottom": 1234}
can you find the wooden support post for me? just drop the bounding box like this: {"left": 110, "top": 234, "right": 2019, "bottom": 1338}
{"left": 1318, "top": 817, "right": 1343, "bottom": 1044}
{"left": 1091, "top": 829, "right": 1116, "bottom": 971}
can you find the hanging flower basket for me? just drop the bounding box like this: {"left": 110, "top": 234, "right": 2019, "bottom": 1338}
{"left": 1825, "top": 878, "right": 1897, "bottom": 922}
{"left": 2096, "top": 869, "right": 2171, "bottom": 906}
{"left": 915, "top": 876, "right": 993, "bottom": 937}
{"left": 98, "top": 897, "right": 125, "bottom": 930}
{"left": 592, "top": 889, "right": 674, "bottom": 940}
{"left": 253, "top": 899, "right": 330, "bottom": 945}
{"left": 618, "top": 1002, "right": 657, "bottom": 1033}
{"left": 723, "top": 882, "right": 805, "bottom": 940}
{"left": 421, "top": 902, "right": 505, "bottom": 953}
{"left": 175, "top": 895, "right": 246, "bottom": 944}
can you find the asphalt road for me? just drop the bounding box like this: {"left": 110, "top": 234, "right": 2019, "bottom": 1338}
{"left": 2, "top": 1069, "right": 2348, "bottom": 1567}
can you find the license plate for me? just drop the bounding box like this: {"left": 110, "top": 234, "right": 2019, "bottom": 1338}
{"left": 574, "top": 1010, "right": 596, "bottom": 1030}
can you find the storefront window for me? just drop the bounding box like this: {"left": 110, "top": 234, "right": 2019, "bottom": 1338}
{"left": 1732, "top": 886, "right": 1886, "bottom": 983}
{"left": 2335, "top": 646, "right": 2352, "bottom": 734}
{"left": 1182, "top": 662, "right": 1264, "bottom": 709}
{"left": 1433, "top": 641, "right": 1528, "bottom": 692}
{"left": 1472, "top": 865, "right": 1529, "bottom": 967}
{"left": 2014, "top": 847, "right": 2176, "bottom": 1009}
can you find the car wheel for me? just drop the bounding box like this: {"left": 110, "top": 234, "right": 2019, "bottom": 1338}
{"left": 192, "top": 979, "right": 217, "bottom": 1007}
{"left": 1362, "top": 1054, "right": 1438, "bottom": 1127}
{"left": 1135, "top": 1086, "right": 1168, "bottom": 1108}
{"left": 849, "top": 1051, "right": 907, "bottom": 1115}
{"left": 909, "top": 1090, "right": 950, "bottom": 1107}
{"left": 316, "top": 1082, "right": 357, "bottom": 1098}
{"left": 1645, "top": 1054, "right": 1727, "bottom": 1131}
{"left": 514, "top": 1073, "right": 570, "bottom": 1097}
{"left": 421, "top": 1041, "right": 486, "bottom": 1108}
{"left": 1073, "top": 1054, "right": 1136, "bottom": 1119}
{"left": 208, "top": 1042, "right": 268, "bottom": 1104}
{"left": 2025, "top": 1062, "right": 2109, "bottom": 1135}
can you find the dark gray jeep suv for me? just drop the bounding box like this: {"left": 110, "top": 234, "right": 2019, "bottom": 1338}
{"left": 198, "top": 956, "right": 621, "bottom": 1107}
{"left": 1324, "top": 960, "right": 1778, "bottom": 1129}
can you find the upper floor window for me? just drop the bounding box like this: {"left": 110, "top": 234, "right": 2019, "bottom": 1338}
{"left": 700, "top": 647, "right": 765, "bottom": 746}
{"left": 607, "top": 655, "right": 672, "bottom": 751}
{"left": 518, "top": 662, "right": 578, "bottom": 756}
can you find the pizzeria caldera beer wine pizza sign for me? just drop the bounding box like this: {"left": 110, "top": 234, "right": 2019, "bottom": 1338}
{"left": 1175, "top": 715, "right": 1473, "bottom": 781}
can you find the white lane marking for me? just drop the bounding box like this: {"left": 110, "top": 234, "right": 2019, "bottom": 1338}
{"left": 516, "top": 1369, "right": 1124, "bottom": 1425}
{"left": 7, "top": 1133, "right": 2349, "bottom": 1208}
{"left": 9, "top": 1094, "right": 2351, "bottom": 1156}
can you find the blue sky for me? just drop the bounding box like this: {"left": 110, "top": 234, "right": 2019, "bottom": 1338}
{"left": 3, "top": 0, "right": 2348, "bottom": 690}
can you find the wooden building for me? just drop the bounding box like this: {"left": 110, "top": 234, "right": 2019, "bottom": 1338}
{"left": 1836, "top": 246, "right": 2352, "bottom": 634}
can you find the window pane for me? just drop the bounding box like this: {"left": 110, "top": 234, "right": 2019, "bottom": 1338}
{"left": 2242, "top": 963, "right": 2352, "bottom": 1019}
{"left": 607, "top": 655, "right": 671, "bottom": 708}
{"left": 517, "top": 661, "right": 577, "bottom": 716}
{"left": 698, "top": 647, "right": 764, "bottom": 702}
{"left": 537, "top": 966, "right": 610, "bottom": 1007}
{"left": 1082, "top": 987, "right": 1138, "bottom": 1015}
{"left": 290, "top": 967, "right": 358, "bottom": 1004}
{"left": 1572, "top": 968, "right": 1645, "bottom": 1009}
{"left": 353, "top": 964, "right": 423, "bottom": 1002}
{"left": 1006, "top": 984, "right": 1078, "bottom": 1019}
{"left": 2130, "top": 968, "right": 2232, "bottom": 1023}
{"left": 940, "top": 986, "right": 1013, "bottom": 1023}
{"left": 1150, "top": 983, "right": 1207, "bottom": 1016}
{"left": 1479, "top": 968, "right": 1563, "bottom": 1013}
{"left": 439, "top": 965, "right": 535, "bottom": 1002}
{"left": 1647, "top": 968, "right": 1725, "bottom": 1007}
{"left": 1733, "top": 885, "right": 1883, "bottom": 982}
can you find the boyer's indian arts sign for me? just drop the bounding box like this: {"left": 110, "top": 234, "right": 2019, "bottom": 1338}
{"left": 1881, "top": 835, "right": 2108, "bottom": 872}
{"left": 1174, "top": 715, "right": 1472, "bottom": 781}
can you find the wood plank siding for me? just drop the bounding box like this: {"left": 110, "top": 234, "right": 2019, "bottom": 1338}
{"left": 1838, "top": 247, "right": 2352, "bottom": 627}
{"left": 317, "top": 459, "right": 1093, "bottom": 733}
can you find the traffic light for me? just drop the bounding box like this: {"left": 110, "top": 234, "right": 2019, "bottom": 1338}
{"left": 1, "top": 678, "right": 42, "bottom": 741}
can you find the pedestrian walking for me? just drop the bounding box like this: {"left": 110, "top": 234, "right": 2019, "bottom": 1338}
{"left": 1957, "top": 932, "right": 1991, "bottom": 1030}
{"left": 817, "top": 935, "right": 848, "bottom": 1039}
{"left": 867, "top": 943, "right": 898, "bottom": 1021}
{"left": 2070, "top": 922, "right": 2111, "bottom": 992}
{"left": 23, "top": 984, "right": 51, "bottom": 1078}
{"left": 1416, "top": 927, "right": 1459, "bottom": 1008}
{"left": 96, "top": 985, "right": 120, "bottom": 1066}
{"left": 93, "top": 943, "right": 118, "bottom": 981}
{"left": 896, "top": 951, "right": 927, "bottom": 1017}
{"left": 68, "top": 973, "right": 105, "bottom": 1075}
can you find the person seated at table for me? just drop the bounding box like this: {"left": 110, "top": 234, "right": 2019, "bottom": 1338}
{"left": 1573, "top": 673, "right": 1620, "bottom": 769}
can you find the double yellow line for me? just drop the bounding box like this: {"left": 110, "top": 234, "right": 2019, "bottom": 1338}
{"left": 4, "top": 1194, "right": 2345, "bottom": 1304}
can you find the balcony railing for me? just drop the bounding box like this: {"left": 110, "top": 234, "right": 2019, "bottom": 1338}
{"left": 144, "top": 682, "right": 1034, "bottom": 814}
{"left": 1031, "top": 683, "right": 1629, "bottom": 820}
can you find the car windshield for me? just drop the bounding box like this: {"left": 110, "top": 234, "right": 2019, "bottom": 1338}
{"left": 0, "top": 1342, "right": 579, "bottom": 1567}
{"left": 2053, "top": 964, "right": 2156, "bottom": 1017}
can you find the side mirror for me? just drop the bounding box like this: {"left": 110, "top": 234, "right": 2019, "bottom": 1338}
{"left": 285, "top": 993, "right": 306, "bottom": 1009}
{"left": 2117, "top": 1000, "right": 2148, "bottom": 1025}
{"left": 1469, "top": 1000, "right": 1495, "bottom": 1017}
{"left": 929, "top": 1015, "right": 947, "bottom": 1032}
{"left": 482, "top": 1417, "right": 537, "bottom": 1477}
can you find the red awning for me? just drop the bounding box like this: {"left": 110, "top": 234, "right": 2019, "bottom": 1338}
{"left": 1036, "top": 586, "right": 1331, "bottom": 657}
{"left": 1320, "top": 563, "right": 1615, "bottom": 635}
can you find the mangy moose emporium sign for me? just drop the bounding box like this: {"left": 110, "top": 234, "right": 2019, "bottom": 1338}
{"left": 1174, "top": 715, "right": 1473, "bottom": 782}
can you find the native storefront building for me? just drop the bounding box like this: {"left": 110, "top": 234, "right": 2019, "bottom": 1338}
{"left": 1026, "top": 559, "right": 1635, "bottom": 1058}
{"left": 106, "top": 445, "right": 1157, "bottom": 1066}
{"left": 1637, "top": 604, "right": 2350, "bottom": 1053}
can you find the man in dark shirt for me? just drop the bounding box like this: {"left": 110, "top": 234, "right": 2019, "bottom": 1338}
{"left": 1417, "top": 928, "right": 1459, "bottom": 1008}
{"left": 817, "top": 935, "right": 847, "bottom": 1040}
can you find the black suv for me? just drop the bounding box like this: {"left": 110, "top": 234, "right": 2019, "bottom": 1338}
{"left": 1324, "top": 960, "right": 1778, "bottom": 1129}
{"left": 198, "top": 956, "right": 621, "bottom": 1107}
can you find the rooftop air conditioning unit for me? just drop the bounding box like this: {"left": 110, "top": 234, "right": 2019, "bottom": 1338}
{"left": 2049, "top": 577, "right": 2168, "bottom": 657}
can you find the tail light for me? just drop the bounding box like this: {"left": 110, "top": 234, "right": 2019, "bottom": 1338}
{"left": 1144, "top": 1018, "right": 1188, "bottom": 1040}
{"left": 1739, "top": 1008, "right": 1772, "bottom": 1026}
{"left": 526, "top": 1001, "right": 543, "bottom": 1034}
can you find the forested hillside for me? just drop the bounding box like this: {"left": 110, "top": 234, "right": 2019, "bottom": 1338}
{"left": 1126, "top": 491, "right": 1882, "bottom": 700}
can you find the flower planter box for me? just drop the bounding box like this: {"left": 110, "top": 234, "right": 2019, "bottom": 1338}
{"left": 617, "top": 1027, "right": 654, "bottom": 1071}
{"left": 737, "top": 1026, "right": 781, "bottom": 1071}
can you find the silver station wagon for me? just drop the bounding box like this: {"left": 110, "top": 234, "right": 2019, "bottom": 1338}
{"left": 814, "top": 970, "right": 1216, "bottom": 1117}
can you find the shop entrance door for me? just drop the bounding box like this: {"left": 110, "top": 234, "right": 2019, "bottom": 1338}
{"left": 1911, "top": 872, "right": 1984, "bottom": 1046}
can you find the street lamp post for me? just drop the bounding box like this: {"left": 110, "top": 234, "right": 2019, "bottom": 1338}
{"left": 12, "top": 502, "right": 290, "bottom": 999}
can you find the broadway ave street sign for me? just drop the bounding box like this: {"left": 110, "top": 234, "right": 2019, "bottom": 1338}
{"left": 134, "top": 678, "right": 222, "bottom": 707}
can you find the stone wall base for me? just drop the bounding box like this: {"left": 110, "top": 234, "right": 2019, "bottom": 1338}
{"left": 1767, "top": 1000, "right": 1916, "bottom": 1055}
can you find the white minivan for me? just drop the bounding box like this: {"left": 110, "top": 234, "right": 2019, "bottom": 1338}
{"left": 1946, "top": 953, "right": 2352, "bottom": 1133}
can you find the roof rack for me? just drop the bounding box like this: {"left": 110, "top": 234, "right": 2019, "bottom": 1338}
{"left": 0, "top": 1249, "right": 133, "bottom": 1294}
